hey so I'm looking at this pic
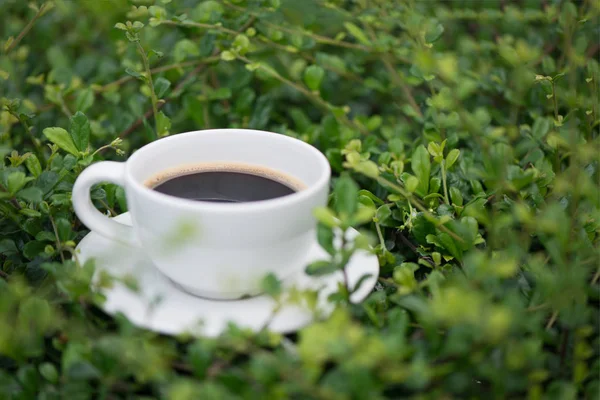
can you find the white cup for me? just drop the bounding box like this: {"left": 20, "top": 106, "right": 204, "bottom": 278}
{"left": 72, "top": 129, "right": 331, "bottom": 299}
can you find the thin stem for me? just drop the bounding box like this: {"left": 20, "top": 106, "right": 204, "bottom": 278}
{"left": 98, "top": 57, "right": 219, "bottom": 92}
{"left": 48, "top": 213, "right": 65, "bottom": 263}
{"left": 375, "top": 222, "right": 386, "bottom": 249}
{"left": 546, "top": 311, "right": 559, "bottom": 330}
{"left": 236, "top": 55, "right": 372, "bottom": 137}
{"left": 441, "top": 160, "right": 450, "bottom": 205}
{"left": 135, "top": 41, "right": 159, "bottom": 138}
{"left": 0, "top": 183, "right": 22, "bottom": 210}
{"left": 592, "top": 268, "right": 600, "bottom": 285}
{"left": 375, "top": 175, "right": 464, "bottom": 244}
{"left": 551, "top": 81, "right": 559, "bottom": 119}
{"left": 4, "top": 2, "right": 52, "bottom": 53}
{"left": 159, "top": 20, "right": 239, "bottom": 36}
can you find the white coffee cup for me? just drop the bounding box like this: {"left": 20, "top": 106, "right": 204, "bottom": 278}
{"left": 72, "top": 129, "right": 331, "bottom": 299}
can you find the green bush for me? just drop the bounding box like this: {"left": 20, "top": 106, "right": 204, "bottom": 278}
{"left": 1, "top": 0, "right": 599, "bottom": 398}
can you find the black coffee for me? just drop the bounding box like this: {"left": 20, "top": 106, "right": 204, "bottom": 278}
{"left": 149, "top": 167, "right": 299, "bottom": 203}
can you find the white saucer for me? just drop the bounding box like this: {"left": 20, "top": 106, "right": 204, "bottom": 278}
{"left": 76, "top": 212, "right": 379, "bottom": 337}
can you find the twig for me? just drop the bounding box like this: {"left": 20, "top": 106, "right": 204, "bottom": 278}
{"left": 136, "top": 41, "right": 159, "bottom": 137}
{"left": 159, "top": 20, "right": 239, "bottom": 35}
{"left": 381, "top": 56, "right": 423, "bottom": 118}
{"left": 0, "top": 183, "right": 22, "bottom": 210}
{"left": 545, "top": 311, "right": 558, "bottom": 330}
{"left": 116, "top": 62, "right": 209, "bottom": 139}
{"left": 375, "top": 176, "right": 465, "bottom": 243}
{"left": 48, "top": 212, "right": 65, "bottom": 263}
{"left": 4, "top": 2, "right": 52, "bottom": 53}
{"left": 591, "top": 268, "right": 600, "bottom": 285}
{"left": 396, "top": 230, "right": 435, "bottom": 268}
{"left": 236, "top": 55, "right": 372, "bottom": 137}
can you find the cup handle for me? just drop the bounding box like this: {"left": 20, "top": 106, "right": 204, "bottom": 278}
{"left": 72, "top": 161, "right": 138, "bottom": 246}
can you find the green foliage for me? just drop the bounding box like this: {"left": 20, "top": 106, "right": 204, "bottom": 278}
{"left": 1, "top": 0, "right": 599, "bottom": 398}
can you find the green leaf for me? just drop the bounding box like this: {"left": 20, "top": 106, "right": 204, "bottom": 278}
{"left": 260, "top": 273, "right": 282, "bottom": 298}
{"left": 305, "top": 260, "right": 338, "bottom": 276}
{"left": 7, "top": 171, "right": 29, "bottom": 194}
{"left": 343, "top": 22, "right": 371, "bottom": 46}
{"left": 412, "top": 213, "right": 436, "bottom": 244}
{"left": 24, "top": 154, "right": 42, "bottom": 177}
{"left": 425, "top": 23, "right": 444, "bottom": 43}
{"left": 353, "top": 205, "right": 376, "bottom": 225}
{"left": 334, "top": 174, "right": 359, "bottom": 218}
{"left": 313, "top": 207, "right": 338, "bottom": 228}
{"left": 156, "top": 111, "right": 171, "bottom": 137}
{"left": 304, "top": 65, "right": 325, "bottom": 91}
{"left": 23, "top": 240, "right": 48, "bottom": 260}
{"left": 17, "top": 187, "right": 43, "bottom": 203}
{"left": 69, "top": 112, "right": 90, "bottom": 152}
{"left": 56, "top": 218, "right": 72, "bottom": 242}
{"left": 74, "top": 88, "right": 94, "bottom": 112}
{"left": 445, "top": 149, "right": 460, "bottom": 169}
{"left": 411, "top": 145, "right": 430, "bottom": 196}
{"left": 532, "top": 117, "right": 551, "bottom": 139}
{"left": 405, "top": 175, "right": 419, "bottom": 193}
{"left": 220, "top": 51, "right": 236, "bottom": 61}
{"left": 436, "top": 232, "right": 463, "bottom": 261}
{"left": 125, "top": 68, "right": 145, "bottom": 81}
{"left": 39, "top": 363, "right": 59, "bottom": 383}
{"left": 449, "top": 187, "right": 463, "bottom": 206}
{"left": 375, "top": 204, "right": 393, "bottom": 226}
{"left": 154, "top": 77, "right": 171, "bottom": 98}
{"left": 317, "top": 223, "right": 335, "bottom": 255}
{"left": 173, "top": 39, "right": 200, "bottom": 62}
{"left": 0, "top": 239, "right": 18, "bottom": 255}
{"left": 43, "top": 127, "right": 79, "bottom": 156}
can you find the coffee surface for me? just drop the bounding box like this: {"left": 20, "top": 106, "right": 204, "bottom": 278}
{"left": 145, "top": 163, "right": 303, "bottom": 203}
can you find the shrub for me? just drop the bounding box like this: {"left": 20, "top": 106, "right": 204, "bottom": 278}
{"left": 1, "top": 0, "right": 599, "bottom": 398}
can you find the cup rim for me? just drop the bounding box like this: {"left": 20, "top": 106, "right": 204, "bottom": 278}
{"left": 125, "top": 129, "right": 331, "bottom": 212}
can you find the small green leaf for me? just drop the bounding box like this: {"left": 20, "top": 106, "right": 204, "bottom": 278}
{"left": 125, "top": 68, "right": 145, "bottom": 80}
{"left": 56, "top": 218, "right": 72, "bottom": 242}
{"left": 0, "top": 239, "right": 18, "bottom": 255}
{"left": 449, "top": 187, "right": 463, "bottom": 206}
{"left": 156, "top": 111, "right": 171, "bottom": 137}
{"left": 173, "top": 39, "right": 200, "bottom": 62}
{"left": 343, "top": 22, "right": 371, "bottom": 46}
{"left": 445, "top": 149, "right": 460, "bottom": 169}
{"left": 334, "top": 174, "right": 359, "bottom": 218}
{"left": 24, "top": 154, "right": 42, "bottom": 177}
{"left": 74, "top": 88, "right": 94, "bottom": 112}
{"left": 317, "top": 223, "right": 335, "bottom": 255}
{"left": 39, "top": 363, "right": 59, "bottom": 383}
{"left": 221, "top": 51, "right": 236, "bottom": 61}
{"left": 353, "top": 206, "right": 376, "bottom": 225}
{"left": 375, "top": 204, "right": 392, "bottom": 226}
{"left": 114, "top": 23, "right": 127, "bottom": 30}
{"left": 405, "top": 175, "right": 419, "bottom": 193}
{"left": 425, "top": 23, "right": 444, "bottom": 43}
{"left": 69, "top": 112, "right": 90, "bottom": 152}
{"left": 313, "top": 207, "right": 339, "bottom": 228}
{"left": 154, "top": 77, "right": 171, "bottom": 98}
{"left": 306, "top": 260, "right": 338, "bottom": 276}
{"left": 304, "top": 65, "right": 325, "bottom": 91}
{"left": 8, "top": 171, "right": 28, "bottom": 194}
{"left": 17, "top": 187, "right": 43, "bottom": 203}
{"left": 411, "top": 145, "right": 431, "bottom": 196}
{"left": 43, "top": 127, "right": 79, "bottom": 156}
{"left": 261, "top": 273, "right": 282, "bottom": 298}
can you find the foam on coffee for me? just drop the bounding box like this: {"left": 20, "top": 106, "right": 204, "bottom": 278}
{"left": 144, "top": 162, "right": 306, "bottom": 191}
